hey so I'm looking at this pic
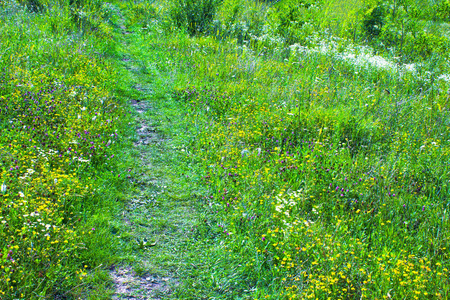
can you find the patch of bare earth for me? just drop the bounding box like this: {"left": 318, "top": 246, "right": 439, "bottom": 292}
{"left": 129, "top": 100, "right": 164, "bottom": 146}
{"left": 109, "top": 98, "right": 178, "bottom": 299}
{"left": 110, "top": 265, "right": 178, "bottom": 300}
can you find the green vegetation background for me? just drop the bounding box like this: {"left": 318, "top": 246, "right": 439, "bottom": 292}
{"left": 1, "top": 0, "right": 450, "bottom": 299}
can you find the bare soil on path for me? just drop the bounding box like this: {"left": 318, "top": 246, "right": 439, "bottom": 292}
{"left": 108, "top": 26, "right": 202, "bottom": 300}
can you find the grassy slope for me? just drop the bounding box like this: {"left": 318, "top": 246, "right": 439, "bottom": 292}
{"left": 122, "top": 0, "right": 450, "bottom": 299}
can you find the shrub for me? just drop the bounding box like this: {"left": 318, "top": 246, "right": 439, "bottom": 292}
{"left": 170, "top": 0, "right": 221, "bottom": 36}
{"left": 363, "top": 4, "right": 384, "bottom": 39}
{"left": 125, "top": 1, "right": 156, "bottom": 26}
{"left": 17, "top": 0, "right": 47, "bottom": 12}
{"left": 435, "top": 0, "right": 450, "bottom": 21}
{"left": 274, "top": 3, "right": 307, "bottom": 44}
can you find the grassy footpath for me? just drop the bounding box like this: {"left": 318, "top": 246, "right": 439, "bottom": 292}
{"left": 108, "top": 8, "right": 255, "bottom": 298}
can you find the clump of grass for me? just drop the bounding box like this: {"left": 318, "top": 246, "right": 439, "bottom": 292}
{"left": 169, "top": 0, "right": 222, "bottom": 36}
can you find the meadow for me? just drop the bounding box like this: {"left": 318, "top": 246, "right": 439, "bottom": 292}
{"left": 1, "top": 0, "right": 450, "bottom": 299}
{"left": 0, "top": 0, "right": 130, "bottom": 298}
{"left": 151, "top": 0, "right": 450, "bottom": 298}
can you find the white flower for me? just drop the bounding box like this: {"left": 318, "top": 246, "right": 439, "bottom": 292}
{"left": 19, "top": 191, "right": 24, "bottom": 197}
{"left": 241, "top": 149, "right": 249, "bottom": 157}
{"left": 304, "top": 220, "right": 314, "bottom": 227}
{"left": 438, "top": 74, "right": 450, "bottom": 82}
{"left": 275, "top": 204, "right": 284, "bottom": 212}
{"left": 1, "top": 183, "right": 6, "bottom": 193}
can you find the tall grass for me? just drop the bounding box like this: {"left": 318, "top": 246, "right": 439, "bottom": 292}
{"left": 147, "top": 0, "right": 450, "bottom": 298}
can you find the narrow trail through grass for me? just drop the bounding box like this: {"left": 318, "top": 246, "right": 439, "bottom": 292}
{"left": 105, "top": 17, "right": 247, "bottom": 299}
{"left": 107, "top": 18, "right": 259, "bottom": 298}
{"left": 109, "top": 26, "right": 200, "bottom": 299}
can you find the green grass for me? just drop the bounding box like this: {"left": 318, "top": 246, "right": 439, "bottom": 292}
{"left": 121, "top": 0, "right": 450, "bottom": 298}
{"left": 106, "top": 20, "right": 251, "bottom": 299}
{"left": 0, "top": 1, "right": 130, "bottom": 298}
{"left": 2, "top": 0, "right": 450, "bottom": 299}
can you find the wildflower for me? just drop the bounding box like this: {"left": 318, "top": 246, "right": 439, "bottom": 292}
{"left": 241, "top": 149, "right": 249, "bottom": 157}
{"left": 0, "top": 183, "right": 6, "bottom": 193}
{"left": 7, "top": 250, "right": 13, "bottom": 262}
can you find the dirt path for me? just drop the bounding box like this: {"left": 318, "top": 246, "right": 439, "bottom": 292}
{"left": 108, "top": 25, "right": 201, "bottom": 300}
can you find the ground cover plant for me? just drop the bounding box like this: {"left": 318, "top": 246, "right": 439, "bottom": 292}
{"left": 135, "top": 0, "right": 450, "bottom": 298}
{"left": 0, "top": 0, "right": 129, "bottom": 298}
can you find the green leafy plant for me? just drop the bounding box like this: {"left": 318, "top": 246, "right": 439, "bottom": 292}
{"left": 435, "top": 0, "right": 450, "bottom": 21}
{"left": 363, "top": 3, "right": 384, "bottom": 39}
{"left": 170, "top": 0, "right": 221, "bottom": 35}
{"left": 17, "top": 0, "right": 46, "bottom": 12}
